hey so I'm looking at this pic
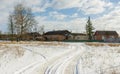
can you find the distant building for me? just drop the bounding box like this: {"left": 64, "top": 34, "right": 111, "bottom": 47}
{"left": 43, "top": 30, "right": 71, "bottom": 41}
{"left": 21, "top": 32, "right": 41, "bottom": 40}
{"left": 94, "top": 31, "right": 119, "bottom": 41}
{"left": 0, "top": 32, "right": 41, "bottom": 41}
{"left": 68, "top": 33, "right": 88, "bottom": 40}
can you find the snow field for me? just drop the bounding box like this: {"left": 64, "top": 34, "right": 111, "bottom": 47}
{"left": 0, "top": 42, "right": 120, "bottom": 74}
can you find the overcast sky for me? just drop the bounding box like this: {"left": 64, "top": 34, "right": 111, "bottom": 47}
{"left": 0, "top": 0, "right": 120, "bottom": 34}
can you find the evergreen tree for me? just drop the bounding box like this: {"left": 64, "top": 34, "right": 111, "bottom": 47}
{"left": 86, "top": 17, "right": 94, "bottom": 40}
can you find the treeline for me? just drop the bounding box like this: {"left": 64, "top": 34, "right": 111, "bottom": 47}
{"left": 4, "top": 3, "right": 95, "bottom": 41}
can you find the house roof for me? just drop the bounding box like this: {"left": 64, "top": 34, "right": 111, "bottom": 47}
{"left": 44, "top": 30, "right": 71, "bottom": 35}
{"left": 94, "top": 31, "right": 118, "bottom": 36}
{"left": 26, "top": 32, "right": 41, "bottom": 36}
{"left": 71, "top": 33, "right": 87, "bottom": 36}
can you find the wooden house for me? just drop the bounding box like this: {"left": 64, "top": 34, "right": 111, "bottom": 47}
{"left": 94, "top": 31, "right": 119, "bottom": 40}
{"left": 68, "top": 33, "right": 88, "bottom": 40}
{"left": 43, "top": 30, "right": 71, "bottom": 41}
{"left": 0, "top": 32, "right": 41, "bottom": 41}
{"left": 0, "top": 34, "right": 17, "bottom": 40}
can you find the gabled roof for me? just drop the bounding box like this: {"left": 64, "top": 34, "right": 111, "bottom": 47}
{"left": 94, "top": 31, "right": 118, "bottom": 36}
{"left": 44, "top": 30, "right": 71, "bottom": 35}
{"left": 71, "top": 33, "right": 87, "bottom": 36}
{"left": 26, "top": 32, "right": 40, "bottom": 36}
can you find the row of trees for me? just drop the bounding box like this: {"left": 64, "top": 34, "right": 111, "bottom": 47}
{"left": 8, "top": 3, "right": 94, "bottom": 41}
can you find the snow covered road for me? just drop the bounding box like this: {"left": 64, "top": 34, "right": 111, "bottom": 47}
{"left": 0, "top": 42, "right": 120, "bottom": 74}
{"left": 44, "top": 46, "right": 82, "bottom": 74}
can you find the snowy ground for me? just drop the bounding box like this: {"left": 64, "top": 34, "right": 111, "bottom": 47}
{"left": 0, "top": 42, "right": 120, "bottom": 74}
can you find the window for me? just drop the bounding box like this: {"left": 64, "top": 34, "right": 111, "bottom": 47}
{"left": 102, "top": 36, "right": 105, "bottom": 40}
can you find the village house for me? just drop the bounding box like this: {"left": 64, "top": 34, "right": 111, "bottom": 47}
{"left": 43, "top": 30, "right": 71, "bottom": 41}
{"left": 21, "top": 32, "right": 41, "bottom": 40}
{"left": 0, "top": 34, "right": 17, "bottom": 40}
{"left": 35, "top": 36, "right": 46, "bottom": 41}
{"left": 0, "top": 32, "right": 42, "bottom": 41}
{"left": 68, "top": 33, "right": 88, "bottom": 40}
{"left": 94, "top": 31, "right": 119, "bottom": 42}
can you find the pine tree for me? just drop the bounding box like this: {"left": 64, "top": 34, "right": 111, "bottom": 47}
{"left": 86, "top": 17, "right": 94, "bottom": 40}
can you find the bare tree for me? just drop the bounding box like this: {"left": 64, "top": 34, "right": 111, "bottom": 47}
{"left": 8, "top": 14, "right": 15, "bottom": 41}
{"left": 8, "top": 15, "right": 14, "bottom": 34}
{"left": 9, "top": 3, "right": 37, "bottom": 40}
{"left": 38, "top": 25, "right": 44, "bottom": 35}
{"left": 0, "top": 30, "right": 2, "bottom": 34}
{"left": 15, "top": 3, "right": 37, "bottom": 33}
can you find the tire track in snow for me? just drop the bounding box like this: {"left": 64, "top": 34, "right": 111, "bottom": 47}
{"left": 63, "top": 46, "right": 84, "bottom": 74}
{"left": 32, "top": 45, "right": 77, "bottom": 74}
{"left": 45, "top": 56, "right": 72, "bottom": 74}
{"left": 63, "top": 54, "right": 81, "bottom": 74}
{"left": 74, "top": 59, "right": 80, "bottom": 74}
{"left": 20, "top": 46, "right": 46, "bottom": 59}
{"left": 59, "top": 46, "right": 85, "bottom": 74}
{"left": 14, "top": 44, "right": 83, "bottom": 74}
{"left": 45, "top": 46, "right": 83, "bottom": 74}
{"left": 14, "top": 60, "right": 45, "bottom": 74}
{"left": 14, "top": 45, "right": 46, "bottom": 74}
{"left": 14, "top": 45, "right": 77, "bottom": 74}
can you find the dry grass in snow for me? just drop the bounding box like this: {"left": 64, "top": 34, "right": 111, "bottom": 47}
{"left": 85, "top": 42, "right": 120, "bottom": 47}
{"left": 0, "top": 41, "right": 120, "bottom": 74}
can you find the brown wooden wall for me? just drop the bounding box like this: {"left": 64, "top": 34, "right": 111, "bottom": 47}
{"left": 95, "top": 35, "right": 118, "bottom": 40}
{"left": 44, "top": 35, "right": 66, "bottom": 41}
